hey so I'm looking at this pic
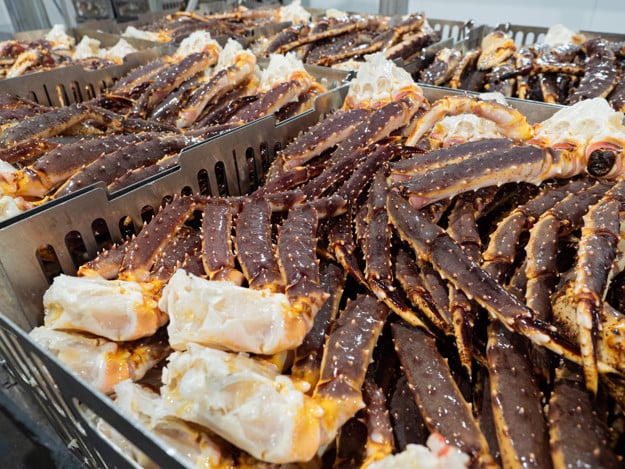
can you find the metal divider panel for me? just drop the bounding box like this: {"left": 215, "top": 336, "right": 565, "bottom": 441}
{"left": 0, "top": 316, "right": 190, "bottom": 468}
{"left": 0, "top": 47, "right": 163, "bottom": 106}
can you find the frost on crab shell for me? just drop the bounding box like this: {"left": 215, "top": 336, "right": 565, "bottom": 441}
{"left": 160, "top": 269, "right": 311, "bottom": 355}
{"left": 342, "top": 52, "right": 424, "bottom": 109}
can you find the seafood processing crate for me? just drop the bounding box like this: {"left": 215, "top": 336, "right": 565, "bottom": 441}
{"left": 0, "top": 83, "right": 563, "bottom": 468}
{"left": 466, "top": 22, "right": 625, "bottom": 49}
{"left": 0, "top": 42, "right": 164, "bottom": 107}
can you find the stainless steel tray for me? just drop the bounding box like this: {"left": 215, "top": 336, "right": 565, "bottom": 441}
{"left": 0, "top": 84, "right": 561, "bottom": 467}
{"left": 0, "top": 46, "right": 163, "bottom": 106}
{"left": 0, "top": 54, "right": 349, "bottom": 227}
{"left": 0, "top": 85, "right": 347, "bottom": 468}
{"left": 469, "top": 22, "right": 625, "bottom": 49}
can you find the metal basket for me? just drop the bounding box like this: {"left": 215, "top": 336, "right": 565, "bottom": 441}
{"left": 0, "top": 83, "right": 561, "bottom": 467}
{"left": 0, "top": 84, "right": 347, "bottom": 468}
{"left": 0, "top": 44, "right": 164, "bottom": 107}
{"left": 0, "top": 49, "right": 349, "bottom": 228}
{"left": 473, "top": 22, "right": 625, "bottom": 49}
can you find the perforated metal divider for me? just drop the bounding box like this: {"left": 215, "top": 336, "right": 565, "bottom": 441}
{"left": 0, "top": 47, "right": 163, "bottom": 106}
{"left": 476, "top": 22, "right": 625, "bottom": 49}
{"left": 0, "top": 84, "right": 347, "bottom": 468}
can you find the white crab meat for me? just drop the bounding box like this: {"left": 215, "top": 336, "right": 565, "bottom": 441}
{"left": 73, "top": 36, "right": 102, "bottom": 60}
{"left": 159, "top": 269, "right": 309, "bottom": 354}
{"left": 543, "top": 24, "right": 586, "bottom": 47}
{"left": 44, "top": 24, "right": 75, "bottom": 49}
{"left": 276, "top": 0, "right": 311, "bottom": 24}
{"left": 430, "top": 114, "right": 505, "bottom": 147}
{"left": 122, "top": 26, "right": 163, "bottom": 43}
{"left": 174, "top": 30, "right": 221, "bottom": 59}
{"left": 161, "top": 343, "right": 325, "bottom": 464}
{"left": 29, "top": 327, "right": 141, "bottom": 393}
{"left": 43, "top": 274, "right": 166, "bottom": 342}
{"left": 368, "top": 433, "right": 470, "bottom": 469}
{"left": 343, "top": 52, "right": 424, "bottom": 109}
{"left": 100, "top": 380, "right": 233, "bottom": 468}
{"left": 259, "top": 52, "right": 314, "bottom": 92}
{"left": 216, "top": 38, "right": 252, "bottom": 70}
{"left": 102, "top": 39, "right": 138, "bottom": 62}
{"left": 0, "top": 195, "right": 26, "bottom": 220}
{"left": 533, "top": 98, "right": 625, "bottom": 153}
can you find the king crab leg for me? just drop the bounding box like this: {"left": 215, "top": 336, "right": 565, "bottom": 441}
{"left": 394, "top": 247, "right": 451, "bottom": 334}
{"left": 131, "top": 50, "right": 220, "bottom": 118}
{"left": 573, "top": 179, "right": 625, "bottom": 393}
{"left": 201, "top": 197, "right": 244, "bottom": 285}
{"left": 386, "top": 191, "right": 622, "bottom": 376}
{"left": 482, "top": 177, "right": 593, "bottom": 284}
{"left": 361, "top": 380, "right": 395, "bottom": 466}
{"left": 570, "top": 38, "right": 622, "bottom": 104}
{"left": 547, "top": 362, "right": 620, "bottom": 467}
{"left": 234, "top": 196, "right": 284, "bottom": 292}
{"left": 119, "top": 195, "right": 203, "bottom": 283}
{"left": 0, "top": 133, "right": 152, "bottom": 198}
{"left": 291, "top": 261, "right": 345, "bottom": 389}
{"left": 276, "top": 201, "right": 329, "bottom": 327}
{"left": 524, "top": 181, "right": 610, "bottom": 381}
{"left": 447, "top": 190, "right": 493, "bottom": 376}
{"left": 404, "top": 96, "right": 533, "bottom": 146}
{"left": 392, "top": 323, "right": 497, "bottom": 467}
{"left": 278, "top": 108, "right": 372, "bottom": 171}
{"left": 51, "top": 133, "right": 192, "bottom": 199}
{"left": 486, "top": 322, "right": 552, "bottom": 468}
{"left": 363, "top": 171, "right": 429, "bottom": 330}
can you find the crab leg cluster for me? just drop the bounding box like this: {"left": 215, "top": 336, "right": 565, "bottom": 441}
{"left": 0, "top": 36, "right": 325, "bottom": 219}
{"left": 29, "top": 53, "right": 625, "bottom": 466}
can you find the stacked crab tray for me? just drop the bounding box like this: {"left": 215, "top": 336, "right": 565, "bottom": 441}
{"left": 1, "top": 26, "right": 164, "bottom": 79}
{"left": 0, "top": 30, "right": 348, "bottom": 225}
{"left": 1, "top": 48, "right": 624, "bottom": 468}
{"left": 408, "top": 21, "right": 625, "bottom": 111}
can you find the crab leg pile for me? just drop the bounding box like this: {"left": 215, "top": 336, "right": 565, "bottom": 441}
{"left": 260, "top": 11, "right": 442, "bottom": 69}
{"left": 28, "top": 52, "right": 625, "bottom": 467}
{"left": 0, "top": 33, "right": 326, "bottom": 220}
{"left": 414, "top": 24, "right": 625, "bottom": 111}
